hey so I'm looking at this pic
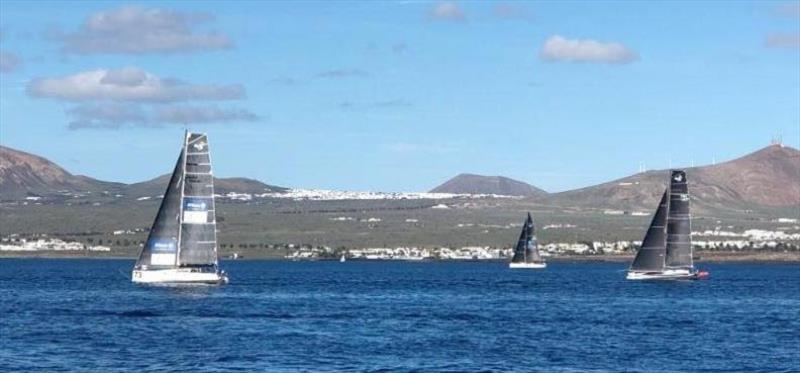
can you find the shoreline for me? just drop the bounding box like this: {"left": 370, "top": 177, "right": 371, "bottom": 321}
{"left": 2, "top": 251, "right": 798, "bottom": 263}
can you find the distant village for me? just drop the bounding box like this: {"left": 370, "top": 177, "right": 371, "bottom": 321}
{"left": 3, "top": 224, "right": 798, "bottom": 259}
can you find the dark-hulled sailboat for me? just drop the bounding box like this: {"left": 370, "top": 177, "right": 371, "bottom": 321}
{"left": 509, "top": 213, "right": 546, "bottom": 269}
{"left": 132, "top": 132, "right": 228, "bottom": 284}
{"left": 627, "top": 170, "right": 708, "bottom": 280}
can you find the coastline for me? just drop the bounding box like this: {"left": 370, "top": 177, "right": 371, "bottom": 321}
{"left": 2, "top": 251, "right": 798, "bottom": 263}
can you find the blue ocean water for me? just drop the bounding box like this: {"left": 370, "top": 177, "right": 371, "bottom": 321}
{"left": 0, "top": 259, "right": 798, "bottom": 372}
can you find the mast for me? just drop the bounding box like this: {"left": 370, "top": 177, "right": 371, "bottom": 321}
{"left": 175, "top": 131, "right": 188, "bottom": 266}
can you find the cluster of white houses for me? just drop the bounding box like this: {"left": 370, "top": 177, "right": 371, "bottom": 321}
{"left": 0, "top": 237, "right": 110, "bottom": 252}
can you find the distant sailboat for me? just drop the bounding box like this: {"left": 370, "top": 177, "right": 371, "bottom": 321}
{"left": 509, "top": 213, "right": 546, "bottom": 269}
{"left": 132, "top": 132, "right": 228, "bottom": 284}
{"left": 340, "top": 254, "right": 346, "bottom": 262}
{"left": 627, "top": 170, "right": 708, "bottom": 280}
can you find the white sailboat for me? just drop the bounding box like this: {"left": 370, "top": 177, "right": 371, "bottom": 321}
{"left": 509, "top": 213, "right": 546, "bottom": 269}
{"left": 340, "top": 254, "right": 346, "bottom": 262}
{"left": 626, "top": 170, "right": 708, "bottom": 280}
{"left": 132, "top": 132, "right": 228, "bottom": 284}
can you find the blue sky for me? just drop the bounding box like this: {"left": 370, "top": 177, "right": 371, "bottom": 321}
{"left": 1, "top": 1, "right": 798, "bottom": 192}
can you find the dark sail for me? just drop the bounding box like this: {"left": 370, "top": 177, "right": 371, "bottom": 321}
{"left": 511, "top": 213, "right": 542, "bottom": 263}
{"left": 630, "top": 190, "right": 668, "bottom": 271}
{"left": 135, "top": 149, "right": 184, "bottom": 269}
{"left": 178, "top": 133, "right": 219, "bottom": 266}
{"left": 665, "top": 170, "right": 693, "bottom": 268}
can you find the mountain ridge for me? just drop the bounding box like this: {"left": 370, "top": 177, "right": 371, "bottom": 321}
{"left": 430, "top": 173, "right": 548, "bottom": 197}
{"left": 0, "top": 145, "right": 286, "bottom": 199}
{"left": 2, "top": 143, "right": 798, "bottom": 208}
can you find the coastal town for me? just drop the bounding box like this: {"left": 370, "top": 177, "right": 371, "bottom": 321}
{"left": 4, "top": 225, "right": 798, "bottom": 260}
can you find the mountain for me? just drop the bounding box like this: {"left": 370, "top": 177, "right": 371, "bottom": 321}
{"left": 548, "top": 144, "right": 800, "bottom": 209}
{"left": 0, "top": 145, "right": 286, "bottom": 200}
{"left": 126, "top": 174, "right": 286, "bottom": 197}
{"left": 0, "top": 145, "right": 124, "bottom": 199}
{"left": 430, "top": 173, "right": 548, "bottom": 197}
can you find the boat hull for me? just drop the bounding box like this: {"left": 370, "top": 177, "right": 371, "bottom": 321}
{"left": 509, "top": 262, "right": 547, "bottom": 269}
{"left": 132, "top": 268, "right": 228, "bottom": 284}
{"left": 626, "top": 268, "right": 708, "bottom": 280}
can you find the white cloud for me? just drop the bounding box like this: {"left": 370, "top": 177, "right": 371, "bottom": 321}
{"left": 428, "top": 2, "right": 465, "bottom": 21}
{"left": 66, "top": 103, "right": 258, "bottom": 130}
{"left": 154, "top": 106, "right": 259, "bottom": 123}
{"left": 0, "top": 52, "right": 21, "bottom": 73}
{"left": 58, "top": 6, "right": 232, "bottom": 54}
{"left": 67, "top": 103, "right": 149, "bottom": 130}
{"left": 28, "top": 67, "right": 244, "bottom": 102}
{"left": 539, "top": 35, "right": 637, "bottom": 64}
{"left": 765, "top": 33, "right": 800, "bottom": 49}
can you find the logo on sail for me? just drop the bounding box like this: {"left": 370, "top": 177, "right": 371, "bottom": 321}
{"left": 673, "top": 173, "right": 684, "bottom": 182}
{"left": 184, "top": 198, "right": 208, "bottom": 211}
{"left": 148, "top": 238, "right": 176, "bottom": 252}
{"left": 183, "top": 197, "right": 210, "bottom": 224}
{"left": 193, "top": 141, "right": 207, "bottom": 151}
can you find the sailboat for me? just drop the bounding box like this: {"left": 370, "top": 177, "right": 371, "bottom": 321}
{"left": 340, "top": 253, "right": 346, "bottom": 262}
{"left": 132, "top": 132, "right": 229, "bottom": 284}
{"left": 627, "top": 170, "right": 708, "bottom": 280}
{"left": 509, "top": 213, "right": 546, "bottom": 269}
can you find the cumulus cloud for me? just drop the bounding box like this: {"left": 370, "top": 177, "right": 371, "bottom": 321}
{"left": 58, "top": 6, "right": 232, "bottom": 54}
{"left": 28, "top": 67, "right": 244, "bottom": 102}
{"left": 67, "top": 103, "right": 149, "bottom": 130}
{"left": 0, "top": 52, "right": 21, "bottom": 73}
{"left": 65, "top": 103, "right": 258, "bottom": 130}
{"left": 539, "top": 35, "right": 637, "bottom": 64}
{"left": 154, "top": 105, "right": 259, "bottom": 123}
{"left": 428, "top": 2, "right": 465, "bottom": 21}
{"left": 315, "top": 69, "right": 369, "bottom": 79}
{"left": 765, "top": 33, "right": 800, "bottom": 49}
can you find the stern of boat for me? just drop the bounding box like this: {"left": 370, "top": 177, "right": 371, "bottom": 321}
{"left": 509, "top": 262, "right": 547, "bottom": 269}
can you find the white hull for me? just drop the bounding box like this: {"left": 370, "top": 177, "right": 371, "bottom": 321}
{"left": 509, "top": 262, "right": 547, "bottom": 269}
{"left": 132, "top": 268, "right": 228, "bottom": 284}
{"left": 626, "top": 268, "right": 696, "bottom": 280}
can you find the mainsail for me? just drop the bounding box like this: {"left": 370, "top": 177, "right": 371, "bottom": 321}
{"left": 134, "top": 132, "right": 219, "bottom": 269}
{"left": 630, "top": 190, "right": 668, "bottom": 271}
{"left": 511, "top": 213, "right": 542, "bottom": 263}
{"left": 179, "top": 133, "right": 218, "bottom": 266}
{"left": 665, "top": 170, "right": 692, "bottom": 268}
